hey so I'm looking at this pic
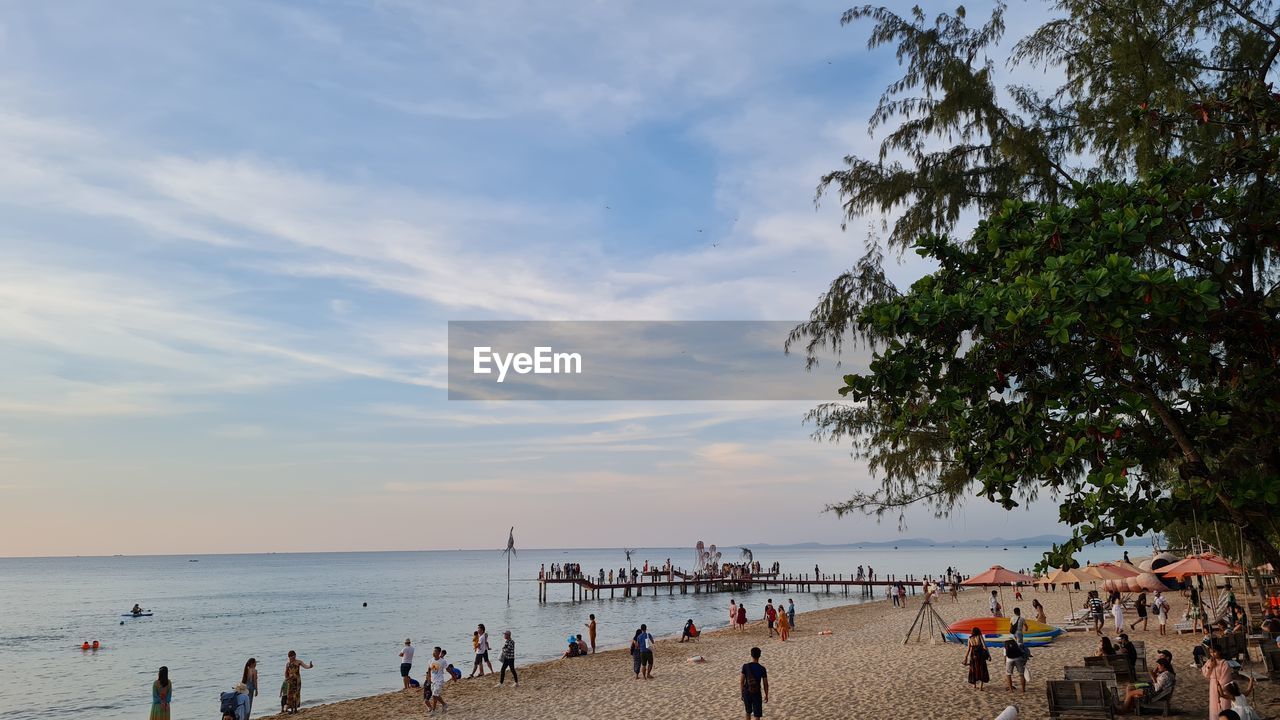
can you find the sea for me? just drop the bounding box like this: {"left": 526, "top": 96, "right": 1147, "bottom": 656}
{"left": 0, "top": 543, "right": 1122, "bottom": 719}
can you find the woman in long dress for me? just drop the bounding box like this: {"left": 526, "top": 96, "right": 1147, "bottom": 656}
{"left": 776, "top": 604, "right": 790, "bottom": 641}
{"left": 963, "top": 628, "right": 989, "bottom": 690}
{"left": 1201, "top": 645, "right": 1232, "bottom": 720}
{"left": 283, "top": 650, "right": 314, "bottom": 714}
{"left": 241, "top": 658, "right": 258, "bottom": 717}
{"left": 149, "top": 666, "right": 172, "bottom": 720}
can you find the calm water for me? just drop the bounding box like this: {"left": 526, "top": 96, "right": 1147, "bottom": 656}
{"left": 0, "top": 544, "right": 1119, "bottom": 719}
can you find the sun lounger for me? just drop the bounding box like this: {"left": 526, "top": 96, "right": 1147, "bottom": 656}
{"left": 1046, "top": 679, "right": 1115, "bottom": 719}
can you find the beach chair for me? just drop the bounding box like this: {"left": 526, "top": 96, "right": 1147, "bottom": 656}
{"left": 1063, "top": 666, "right": 1119, "bottom": 700}
{"left": 1262, "top": 645, "right": 1280, "bottom": 681}
{"left": 1046, "top": 679, "right": 1115, "bottom": 719}
{"left": 1084, "top": 655, "right": 1134, "bottom": 684}
{"left": 1136, "top": 670, "right": 1176, "bottom": 716}
{"left": 1172, "top": 620, "right": 1195, "bottom": 634}
{"left": 1131, "top": 640, "right": 1148, "bottom": 675}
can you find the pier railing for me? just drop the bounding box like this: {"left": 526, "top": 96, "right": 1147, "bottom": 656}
{"left": 536, "top": 571, "right": 929, "bottom": 603}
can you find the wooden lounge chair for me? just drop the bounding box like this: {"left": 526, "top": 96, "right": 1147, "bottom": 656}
{"left": 1064, "top": 666, "right": 1118, "bottom": 699}
{"left": 1137, "top": 671, "right": 1176, "bottom": 716}
{"left": 1131, "top": 640, "right": 1149, "bottom": 675}
{"left": 1046, "top": 679, "right": 1115, "bottom": 719}
{"left": 1084, "top": 655, "right": 1135, "bottom": 684}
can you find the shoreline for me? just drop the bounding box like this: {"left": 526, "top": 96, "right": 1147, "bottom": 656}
{"left": 258, "top": 587, "right": 1264, "bottom": 719}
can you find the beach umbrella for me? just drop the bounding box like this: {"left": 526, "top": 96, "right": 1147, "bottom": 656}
{"left": 963, "top": 565, "right": 1038, "bottom": 610}
{"left": 1039, "top": 567, "right": 1093, "bottom": 620}
{"left": 1158, "top": 554, "right": 1237, "bottom": 579}
{"left": 1099, "top": 562, "right": 1141, "bottom": 578}
{"left": 1160, "top": 553, "right": 1240, "bottom": 622}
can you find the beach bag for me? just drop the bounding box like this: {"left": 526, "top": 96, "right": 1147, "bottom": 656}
{"left": 219, "top": 691, "right": 239, "bottom": 717}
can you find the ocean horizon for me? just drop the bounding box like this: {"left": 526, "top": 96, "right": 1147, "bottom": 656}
{"left": 1, "top": 543, "right": 1124, "bottom": 719}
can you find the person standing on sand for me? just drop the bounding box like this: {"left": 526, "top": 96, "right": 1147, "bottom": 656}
{"left": 498, "top": 630, "right": 518, "bottom": 687}
{"left": 150, "top": 666, "right": 172, "bottom": 720}
{"left": 241, "top": 659, "right": 258, "bottom": 717}
{"left": 630, "top": 628, "right": 644, "bottom": 678}
{"left": 963, "top": 627, "right": 990, "bottom": 690}
{"left": 1032, "top": 599, "right": 1047, "bottom": 624}
{"left": 729, "top": 599, "right": 738, "bottom": 628}
{"left": 399, "top": 639, "right": 416, "bottom": 690}
{"left": 776, "top": 604, "right": 790, "bottom": 641}
{"left": 989, "top": 590, "right": 1003, "bottom": 617}
{"left": 474, "top": 624, "right": 495, "bottom": 677}
{"left": 636, "top": 623, "right": 656, "bottom": 679}
{"left": 426, "top": 647, "right": 448, "bottom": 713}
{"left": 736, "top": 602, "right": 748, "bottom": 630}
{"left": 283, "top": 650, "right": 313, "bottom": 714}
{"left": 740, "top": 646, "right": 769, "bottom": 719}
{"left": 586, "top": 614, "right": 597, "bottom": 653}
{"left": 765, "top": 600, "right": 777, "bottom": 637}
{"left": 787, "top": 599, "right": 796, "bottom": 629}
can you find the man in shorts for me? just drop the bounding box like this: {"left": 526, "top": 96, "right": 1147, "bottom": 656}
{"left": 636, "top": 624, "right": 655, "bottom": 679}
{"left": 740, "top": 646, "right": 769, "bottom": 719}
{"left": 764, "top": 600, "right": 777, "bottom": 637}
{"left": 474, "top": 623, "right": 494, "bottom": 677}
{"left": 399, "top": 638, "right": 415, "bottom": 690}
{"left": 425, "top": 647, "right": 448, "bottom": 713}
{"left": 1003, "top": 639, "right": 1027, "bottom": 693}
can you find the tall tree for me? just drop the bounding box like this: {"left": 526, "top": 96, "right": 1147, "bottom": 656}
{"left": 792, "top": 0, "right": 1280, "bottom": 569}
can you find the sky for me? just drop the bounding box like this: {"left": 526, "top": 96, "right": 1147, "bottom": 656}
{"left": 0, "top": 0, "right": 1070, "bottom": 557}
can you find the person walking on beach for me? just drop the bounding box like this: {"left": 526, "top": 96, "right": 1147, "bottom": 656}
{"left": 776, "top": 603, "right": 790, "bottom": 641}
{"left": 963, "top": 627, "right": 990, "bottom": 690}
{"left": 1087, "top": 590, "right": 1105, "bottom": 634}
{"left": 1132, "top": 592, "right": 1149, "bottom": 632}
{"left": 729, "top": 599, "right": 738, "bottom": 628}
{"left": 765, "top": 600, "right": 777, "bottom": 637}
{"left": 586, "top": 614, "right": 597, "bottom": 653}
{"left": 786, "top": 599, "right": 796, "bottom": 629}
{"left": 736, "top": 602, "right": 748, "bottom": 631}
{"left": 400, "top": 639, "right": 416, "bottom": 690}
{"left": 150, "top": 666, "right": 172, "bottom": 720}
{"left": 426, "top": 647, "right": 448, "bottom": 713}
{"left": 1010, "top": 607, "right": 1026, "bottom": 649}
{"left": 1154, "top": 591, "right": 1169, "bottom": 635}
{"left": 740, "top": 647, "right": 769, "bottom": 719}
{"left": 1112, "top": 593, "right": 1126, "bottom": 633}
{"left": 282, "top": 650, "right": 313, "bottom": 714}
{"left": 1002, "top": 639, "right": 1027, "bottom": 693}
{"left": 989, "top": 590, "right": 1003, "bottom": 617}
{"left": 241, "top": 658, "right": 258, "bottom": 717}
{"left": 636, "top": 623, "right": 656, "bottom": 679}
{"left": 498, "top": 630, "right": 518, "bottom": 687}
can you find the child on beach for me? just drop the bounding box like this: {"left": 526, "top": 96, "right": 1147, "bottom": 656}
{"left": 425, "top": 647, "right": 448, "bottom": 713}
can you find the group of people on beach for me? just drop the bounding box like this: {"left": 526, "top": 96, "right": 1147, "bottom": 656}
{"left": 149, "top": 652, "right": 309, "bottom": 720}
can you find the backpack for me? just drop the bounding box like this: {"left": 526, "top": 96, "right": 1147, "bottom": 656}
{"left": 219, "top": 691, "right": 239, "bottom": 717}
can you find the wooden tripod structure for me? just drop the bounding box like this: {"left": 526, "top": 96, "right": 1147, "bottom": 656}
{"left": 904, "top": 595, "right": 951, "bottom": 644}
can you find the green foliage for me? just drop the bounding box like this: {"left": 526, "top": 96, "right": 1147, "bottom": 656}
{"left": 796, "top": 0, "right": 1280, "bottom": 570}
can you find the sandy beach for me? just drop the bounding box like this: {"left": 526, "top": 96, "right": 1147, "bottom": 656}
{"left": 262, "top": 586, "right": 1279, "bottom": 720}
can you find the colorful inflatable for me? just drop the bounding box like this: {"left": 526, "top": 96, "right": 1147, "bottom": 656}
{"left": 944, "top": 617, "right": 1063, "bottom": 647}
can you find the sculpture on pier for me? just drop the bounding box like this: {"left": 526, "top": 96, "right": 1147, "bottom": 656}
{"left": 693, "top": 541, "right": 721, "bottom": 575}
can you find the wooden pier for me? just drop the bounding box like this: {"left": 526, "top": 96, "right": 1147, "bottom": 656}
{"left": 537, "top": 572, "right": 926, "bottom": 603}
